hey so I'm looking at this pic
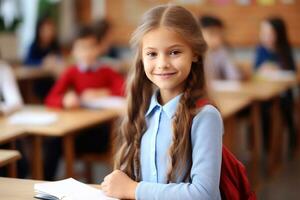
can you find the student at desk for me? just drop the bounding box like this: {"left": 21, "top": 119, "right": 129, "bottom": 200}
{"left": 254, "top": 17, "right": 297, "bottom": 156}
{"left": 199, "top": 15, "right": 241, "bottom": 82}
{"left": 23, "top": 15, "right": 61, "bottom": 101}
{"left": 44, "top": 25, "right": 124, "bottom": 180}
{"left": 0, "top": 61, "right": 28, "bottom": 178}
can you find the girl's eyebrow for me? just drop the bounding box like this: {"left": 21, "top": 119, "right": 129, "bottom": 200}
{"left": 167, "top": 44, "right": 185, "bottom": 49}
{"left": 143, "top": 44, "right": 185, "bottom": 51}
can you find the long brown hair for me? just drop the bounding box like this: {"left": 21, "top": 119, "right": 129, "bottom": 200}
{"left": 114, "top": 4, "right": 207, "bottom": 183}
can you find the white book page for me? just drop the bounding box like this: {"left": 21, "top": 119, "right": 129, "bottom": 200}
{"left": 211, "top": 80, "right": 242, "bottom": 92}
{"left": 81, "top": 96, "right": 125, "bottom": 109}
{"left": 8, "top": 111, "right": 58, "bottom": 125}
{"left": 34, "top": 178, "right": 118, "bottom": 200}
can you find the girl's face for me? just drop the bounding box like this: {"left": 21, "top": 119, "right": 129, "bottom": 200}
{"left": 142, "top": 27, "right": 196, "bottom": 98}
{"left": 259, "top": 21, "right": 276, "bottom": 50}
{"left": 39, "top": 21, "right": 56, "bottom": 45}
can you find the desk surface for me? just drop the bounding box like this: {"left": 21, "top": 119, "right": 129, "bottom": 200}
{"left": 0, "top": 123, "right": 25, "bottom": 145}
{"left": 0, "top": 150, "right": 21, "bottom": 167}
{"left": 14, "top": 67, "right": 52, "bottom": 81}
{"left": 0, "top": 106, "right": 123, "bottom": 137}
{"left": 213, "top": 79, "right": 294, "bottom": 101}
{"left": 212, "top": 93, "right": 252, "bottom": 119}
{"left": 0, "top": 177, "right": 101, "bottom": 200}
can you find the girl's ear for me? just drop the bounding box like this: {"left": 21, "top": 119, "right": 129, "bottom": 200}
{"left": 192, "top": 55, "right": 198, "bottom": 62}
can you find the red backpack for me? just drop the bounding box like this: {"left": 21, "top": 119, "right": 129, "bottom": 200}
{"left": 197, "top": 99, "right": 257, "bottom": 200}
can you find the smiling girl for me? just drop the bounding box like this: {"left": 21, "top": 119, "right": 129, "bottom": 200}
{"left": 101, "top": 5, "right": 223, "bottom": 200}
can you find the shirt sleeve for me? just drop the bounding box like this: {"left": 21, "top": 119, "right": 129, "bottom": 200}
{"left": 44, "top": 67, "right": 74, "bottom": 108}
{"left": 135, "top": 105, "right": 223, "bottom": 200}
{"left": 221, "top": 51, "right": 241, "bottom": 80}
{"left": 105, "top": 68, "right": 125, "bottom": 96}
{"left": 254, "top": 45, "right": 266, "bottom": 70}
{"left": 24, "top": 43, "right": 42, "bottom": 66}
{"left": 0, "top": 64, "right": 23, "bottom": 114}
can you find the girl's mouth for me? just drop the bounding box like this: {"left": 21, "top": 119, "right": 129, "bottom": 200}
{"left": 153, "top": 72, "right": 177, "bottom": 78}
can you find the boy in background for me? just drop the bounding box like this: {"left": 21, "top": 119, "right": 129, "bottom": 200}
{"left": 199, "top": 15, "right": 241, "bottom": 81}
{"left": 44, "top": 25, "right": 124, "bottom": 180}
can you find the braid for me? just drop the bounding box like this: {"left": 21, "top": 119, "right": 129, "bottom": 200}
{"left": 167, "top": 61, "right": 206, "bottom": 182}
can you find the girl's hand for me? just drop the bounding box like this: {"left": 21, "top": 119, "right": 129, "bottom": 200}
{"left": 101, "top": 170, "right": 138, "bottom": 199}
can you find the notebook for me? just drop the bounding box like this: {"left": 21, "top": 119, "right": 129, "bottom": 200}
{"left": 8, "top": 111, "right": 58, "bottom": 125}
{"left": 81, "top": 96, "right": 125, "bottom": 109}
{"left": 34, "top": 178, "right": 118, "bottom": 200}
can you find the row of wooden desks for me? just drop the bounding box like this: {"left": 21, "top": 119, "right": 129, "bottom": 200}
{"left": 213, "top": 77, "right": 298, "bottom": 180}
{"left": 0, "top": 78, "right": 296, "bottom": 183}
{"left": 0, "top": 106, "right": 122, "bottom": 180}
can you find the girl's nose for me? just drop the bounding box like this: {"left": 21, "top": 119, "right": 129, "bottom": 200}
{"left": 157, "top": 55, "right": 170, "bottom": 69}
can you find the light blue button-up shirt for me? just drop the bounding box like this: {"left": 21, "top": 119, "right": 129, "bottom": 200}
{"left": 136, "top": 92, "right": 223, "bottom": 200}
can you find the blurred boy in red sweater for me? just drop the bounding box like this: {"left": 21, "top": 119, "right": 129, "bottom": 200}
{"left": 43, "top": 24, "right": 124, "bottom": 180}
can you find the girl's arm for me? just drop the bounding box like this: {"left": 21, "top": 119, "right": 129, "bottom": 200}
{"left": 102, "top": 105, "right": 223, "bottom": 200}
{"left": 0, "top": 64, "right": 23, "bottom": 114}
{"left": 45, "top": 67, "right": 74, "bottom": 108}
{"left": 135, "top": 105, "right": 223, "bottom": 200}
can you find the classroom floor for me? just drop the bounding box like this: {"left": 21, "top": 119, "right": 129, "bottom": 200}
{"left": 257, "top": 153, "right": 300, "bottom": 200}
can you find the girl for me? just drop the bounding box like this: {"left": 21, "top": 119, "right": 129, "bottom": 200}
{"left": 255, "top": 17, "right": 296, "bottom": 72}
{"left": 24, "top": 15, "right": 61, "bottom": 101}
{"left": 101, "top": 5, "right": 223, "bottom": 200}
{"left": 254, "top": 17, "right": 297, "bottom": 156}
{"left": 24, "top": 15, "right": 60, "bottom": 66}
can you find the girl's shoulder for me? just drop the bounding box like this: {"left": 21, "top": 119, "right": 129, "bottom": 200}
{"left": 193, "top": 105, "right": 222, "bottom": 125}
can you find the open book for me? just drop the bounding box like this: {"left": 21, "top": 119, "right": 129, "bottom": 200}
{"left": 34, "top": 178, "right": 118, "bottom": 200}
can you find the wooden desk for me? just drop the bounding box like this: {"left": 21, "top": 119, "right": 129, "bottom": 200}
{"left": 14, "top": 67, "right": 52, "bottom": 81}
{"left": 213, "top": 79, "right": 295, "bottom": 176}
{"left": 0, "top": 177, "right": 42, "bottom": 200}
{"left": 0, "top": 177, "right": 101, "bottom": 200}
{"left": 0, "top": 150, "right": 21, "bottom": 177}
{"left": 212, "top": 93, "right": 261, "bottom": 186}
{"left": 1, "top": 106, "right": 122, "bottom": 180}
{"left": 0, "top": 123, "right": 25, "bottom": 145}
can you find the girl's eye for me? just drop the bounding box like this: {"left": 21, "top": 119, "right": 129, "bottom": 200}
{"left": 170, "top": 50, "right": 181, "bottom": 56}
{"left": 146, "top": 52, "right": 157, "bottom": 57}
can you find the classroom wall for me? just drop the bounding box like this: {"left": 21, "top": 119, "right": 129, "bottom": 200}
{"left": 104, "top": 0, "right": 300, "bottom": 47}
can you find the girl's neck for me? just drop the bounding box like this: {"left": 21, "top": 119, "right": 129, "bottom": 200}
{"left": 158, "top": 90, "right": 182, "bottom": 105}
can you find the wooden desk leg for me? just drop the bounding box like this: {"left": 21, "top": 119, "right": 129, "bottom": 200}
{"left": 32, "top": 136, "right": 43, "bottom": 180}
{"left": 250, "top": 101, "right": 262, "bottom": 187}
{"left": 223, "top": 116, "right": 237, "bottom": 154}
{"left": 268, "top": 97, "right": 283, "bottom": 175}
{"left": 297, "top": 93, "right": 300, "bottom": 154}
{"left": 63, "top": 134, "right": 75, "bottom": 178}
{"left": 8, "top": 163, "right": 17, "bottom": 178}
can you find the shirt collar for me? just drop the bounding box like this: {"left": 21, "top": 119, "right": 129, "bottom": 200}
{"left": 145, "top": 91, "right": 182, "bottom": 119}
{"left": 78, "top": 62, "right": 99, "bottom": 72}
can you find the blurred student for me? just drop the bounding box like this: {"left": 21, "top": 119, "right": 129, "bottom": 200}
{"left": 93, "top": 19, "right": 125, "bottom": 72}
{"left": 0, "top": 61, "right": 28, "bottom": 178}
{"left": 24, "top": 15, "right": 60, "bottom": 66}
{"left": 254, "top": 17, "right": 297, "bottom": 156}
{"left": 199, "top": 15, "right": 241, "bottom": 81}
{"left": 23, "top": 15, "right": 61, "bottom": 101}
{"left": 0, "top": 61, "right": 23, "bottom": 114}
{"left": 43, "top": 25, "right": 124, "bottom": 180}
